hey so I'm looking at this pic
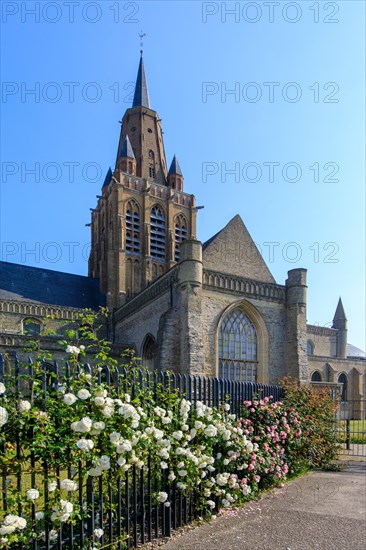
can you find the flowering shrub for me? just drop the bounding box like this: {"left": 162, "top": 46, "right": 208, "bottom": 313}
{"left": 0, "top": 365, "right": 291, "bottom": 548}
{"left": 280, "top": 378, "right": 341, "bottom": 470}
{"left": 0, "top": 313, "right": 341, "bottom": 548}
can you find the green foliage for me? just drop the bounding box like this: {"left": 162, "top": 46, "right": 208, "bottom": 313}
{"left": 280, "top": 378, "right": 341, "bottom": 472}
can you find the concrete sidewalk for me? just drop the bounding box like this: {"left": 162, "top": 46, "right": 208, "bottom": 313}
{"left": 159, "top": 461, "right": 366, "bottom": 550}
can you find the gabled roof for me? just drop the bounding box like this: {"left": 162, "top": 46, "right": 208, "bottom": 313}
{"left": 132, "top": 53, "right": 150, "bottom": 108}
{"left": 203, "top": 215, "right": 276, "bottom": 283}
{"left": 0, "top": 261, "right": 105, "bottom": 310}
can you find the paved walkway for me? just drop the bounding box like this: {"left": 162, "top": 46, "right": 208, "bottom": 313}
{"left": 159, "top": 461, "right": 366, "bottom": 550}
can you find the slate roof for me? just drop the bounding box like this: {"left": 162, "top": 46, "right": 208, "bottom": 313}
{"left": 168, "top": 155, "right": 183, "bottom": 176}
{"left": 347, "top": 344, "right": 366, "bottom": 358}
{"left": 132, "top": 53, "right": 150, "bottom": 108}
{"left": 102, "top": 167, "right": 113, "bottom": 188}
{"left": 120, "top": 135, "right": 135, "bottom": 159}
{"left": 333, "top": 297, "right": 347, "bottom": 321}
{"left": 0, "top": 261, "right": 105, "bottom": 310}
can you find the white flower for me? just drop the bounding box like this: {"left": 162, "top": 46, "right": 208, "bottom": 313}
{"left": 94, "top": 396, "right": 105, "bottom": 407}
{"left": 88, "top": 467, "right": 103, "bottom": 477}
{"left": 224, "top": 404, "right": 231, "bottom": 411}
{"left": 101, "top": 406, "right": 114, "bottom": 418}
{"left": 72, "top": 417, "right": 93, "bottom": 433}
{"left": 157, "top": 491, "right": 168, "bottom": 503}
{"left": 77, "top": 438, "right": 94, "bottom": 451}
{"left": 172, "top": 431, "right": 183, "bottom": 441}
{"left": 0, "top": 525, "right": 16, "bottom": 535}
{"left": 93, "top": 421, "right": 105, "bottom": 431}
{"left": 207, "top": 500, "right": 215, "bottom": 509}
{"left": 168, "top": 472, "right": 176, "bottom": 481}
{"left": 35, "top": 512, "right": 44, "bottom": 521}
{"left": 63, "top": 393, "right": 77, "bottom": 406}
{"left": 160, "top": 461, "right": 168, "bottom": 469}
{"left": 98, "top": 456, "right": 111, "bottom": 470}
{"left": 0, "top": 406, "right": 8, "bottom": 427}
{"left": 117, "top": 457, "right": 126, "bottom": 467}
{"left": 60, "top": 478, "right": 77, "bottom": 492}
{"left": 110, "top": 431, "right": 122, "bottom": 445}
{"left": 94, "top": 528, "right": 104, "bottom": 539}
{"left": 77, "top": 389, "right": 91, "bottom": 400}
{"left": 27, "top": 488, "right": 40, "bottom": 500}
{"left": 222, "top": 499, "right": 230, "bottom": 507}
{"left": 48, "top": 481, "right": 57, "bottom": 492}
{"left": 177, "top": 482, "right": 186, "bottom": 490}
{"left": 0, "top": 383, "right": 6, "bottom": 395}
{"left": 19, "top": 400, "right": 31, "bottom": 412}
{"left": 194, "top": 421, "right": 204, "bottom": 430}
{"left": 161, "top": 416, "right": 171, "bottom": 425}
{"left": 204, "top": 425, "right": 217, "bottom": 437}
{"left": 66, "top": 345, "right": 80, "bottom": 354}
{"left": 158, "top": 448, "right": 169, "bottom": 459}
{"left": 178, "top": 470, "right": 187, "bottom": 477}
{"left": 116, "top": 440, "right": 132, "bottom": 453}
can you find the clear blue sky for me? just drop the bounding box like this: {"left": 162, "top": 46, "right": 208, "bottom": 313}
{"left": 1, "top": 1, "right": 365, "bottom": 349}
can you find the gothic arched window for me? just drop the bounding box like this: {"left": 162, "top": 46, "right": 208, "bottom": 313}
{"left": 174, "top": 214, "right": 188, "bottom": 261}
{"left": 338, "top": 373, "right": 348, "bottom": 401}
{"left": 142, "top": 334, "right": 156, "bottom": 371}
{"left": 218, "top": 308, "right": 257, "bottom": 382}
{"left": 125, "top": 201, "right": 140, "bottom": 254}
{"left": 311, "top": 371, "right": 322, "bottom": 382}
{"left": 307, "top": 340, "right": 314, "bottom": 355}
{"left": 150, "top": 206, "right": 166, "bottom": 260}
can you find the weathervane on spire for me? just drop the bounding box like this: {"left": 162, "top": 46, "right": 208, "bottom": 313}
{"left": 139, "top": 31, "right": 146, "bottom": 54}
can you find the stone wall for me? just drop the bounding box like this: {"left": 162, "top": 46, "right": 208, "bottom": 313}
{"left": 307, "top": 325, "right": 338, "bottom": 357}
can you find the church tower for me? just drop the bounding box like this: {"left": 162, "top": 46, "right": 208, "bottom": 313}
{"left": 88, "top": 52, "right": 197, "bottom": 309}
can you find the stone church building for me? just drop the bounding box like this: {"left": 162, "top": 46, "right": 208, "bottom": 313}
{"left": 0, "top": 54, "right": 365, "bottom": 401}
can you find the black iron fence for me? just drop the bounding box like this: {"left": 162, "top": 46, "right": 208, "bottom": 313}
{"left": 0, "top": 354, "right": 284, "bottom": 549}
{"left": 337, "top": 393, "right": 366, "bottom": 458}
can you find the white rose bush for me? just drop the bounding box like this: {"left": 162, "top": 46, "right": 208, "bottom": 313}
{"left": 0, "top": 362, "right": 297, "bottom": 549}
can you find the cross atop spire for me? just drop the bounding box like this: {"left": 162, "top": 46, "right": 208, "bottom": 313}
{"left": 132, "top": 50, "right": 150, "bottom": 108}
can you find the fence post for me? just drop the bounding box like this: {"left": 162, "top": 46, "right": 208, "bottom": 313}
{"left": 346, "top": 419, "right": 351, "bottom": 450}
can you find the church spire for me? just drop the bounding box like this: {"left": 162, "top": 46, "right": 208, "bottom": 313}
{"left": 333, "top": 297, "right": 347, "bottom": 323}
{"left": 332, "top": 297, "right": 348, "bottom": 359}
{"left": 132, "top": 52, "right": 150, "bottom": 108}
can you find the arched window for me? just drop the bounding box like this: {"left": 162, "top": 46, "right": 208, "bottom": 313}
{"left": 142, "top": 334, "right": 156, "bottom": 371}
{"left": 307, "top": 340, "right": 314, "bottom": 355}
{"left": 148, "top": 150, "right": 155, "bottom": 160}
{"left": 23, "top": 318, "right": 41, "bottom": 336}
{"left": 218, "top": 308, "right": 257, "bottom": 382}
{"left": 338, "top": 373, "right": 348, "bottom": 401}
{"left": 174, "top": 214, "right": 188, "bottom": 261}
{"left": 150, "top": 206, "right": 166, "bottom": 260}
{"left": 311, "top": 371, "right": 322, "bottom": 382}
{"left": 125, "top": 201, "right": 140, "bottom": 254}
